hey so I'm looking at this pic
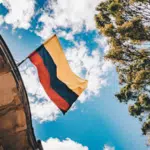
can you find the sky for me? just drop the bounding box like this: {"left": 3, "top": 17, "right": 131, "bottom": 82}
{"left": 0, "top": 0, "right": 148, "bottom": 149}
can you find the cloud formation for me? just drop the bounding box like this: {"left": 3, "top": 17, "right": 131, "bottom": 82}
{"left": 0, "top": 15, "right": 4, "bottom": 25}
{"left": 35, "top": 0, "right": 105, "bottom": 40}
{"left": 42, "top": 138, "right": 88, "bottom": 150}
{"left": 0, "top": 0, "right": 35, "bottom": 29}
{"left": 103, "top": 145, "right": 115, "bottom": 150}
{"left": 65, "top": 41, "right": 113, "bottom": 102}
{"left": 20, "top": 60, "right": 60, "bottom": 122}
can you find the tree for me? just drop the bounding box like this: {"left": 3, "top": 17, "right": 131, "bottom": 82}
{"left": 95, "top": 0, "right": 150, "bottom": 139}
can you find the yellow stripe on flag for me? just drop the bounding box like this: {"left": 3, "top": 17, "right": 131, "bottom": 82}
{"left": 43, "top": 35, "right": 88, "bottom": 96}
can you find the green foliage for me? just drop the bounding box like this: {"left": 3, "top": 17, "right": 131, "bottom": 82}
{"left": 138, "top": 94, "right": 150, "bottom": 113}
{"left": 108, "top": 2, "right": 123, "bottom": 16}
{"left": 129, "top": 102, "right": 143, "bottom": 116}
{"left": 117, "top": 18, "right": 149, "bottom": 41}
{"left": 130, "top": 0, "right": 148, "bottom": 3}
{"left": 115, "top": 15, "right": 125, "bottom": 25}
{"left": 142, "top": 121, "right": 150, "bottom": 135}
{"left": 115, "top": 86, "right": 132, "bottom": 103}
{"left": 101, "top": 24, "right": 116, "bottom": 36}
{"left": 95, "top": 0, "right": 150, "bottom": 137}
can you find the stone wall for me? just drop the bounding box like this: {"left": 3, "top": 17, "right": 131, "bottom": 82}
{"left": 0, "top": 35, "right": 43, "bottom": 150}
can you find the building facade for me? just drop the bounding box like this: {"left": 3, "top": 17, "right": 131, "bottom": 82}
{"left": 0, "top": 35, "right": 43, "bottom": 150}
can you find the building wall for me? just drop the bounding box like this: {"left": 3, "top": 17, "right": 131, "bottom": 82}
{"left": 0, "top": 35, "right": 43, "bottom": 150}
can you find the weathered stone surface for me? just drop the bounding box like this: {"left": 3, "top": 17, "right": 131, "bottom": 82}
{"left": 0, "top": 36, "right": 43, "bottom": 150}
{"left": 0, "top": 72, "right": 17, "bottom": 107}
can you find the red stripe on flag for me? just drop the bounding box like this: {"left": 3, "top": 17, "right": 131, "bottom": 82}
{"left": 29, "top": 52, "right": 70, "bottom": 112}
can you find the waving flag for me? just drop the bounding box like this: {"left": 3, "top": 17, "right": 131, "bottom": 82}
{"left": 28, "top": 35, "right": 88, "bottom": 114}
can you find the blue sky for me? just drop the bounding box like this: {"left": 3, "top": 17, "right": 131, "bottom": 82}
{"left": 0, "top": 0, "right": 148, "bottom": 150}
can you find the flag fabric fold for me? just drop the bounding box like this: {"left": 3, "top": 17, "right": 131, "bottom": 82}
{"left": 28, "top": 35, "right": 88, "bottom": 114}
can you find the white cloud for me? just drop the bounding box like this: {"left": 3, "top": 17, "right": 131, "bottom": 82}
{"left": 65, "top": 41, "right": 113, "bottom": 102}
{"left": 0, "top": 15, "right": 4, "bottom": 25}
{"left": 3, "top": 25, "right": 9, "bottom": 30}
{"left": 20, "top": 60, "right": 79, "bottom": 122}
{"left": 20, "top": 60, "right": 61, "bottom": 122}
{"left": 57, "top": 30, "right": 74, "bottom": 41}
{"left": 95, "top": 36, "right": 110, "bottom": 54}
{"left": 0, "top": 0, "right": 35, "bottom": 29}
{"left": 103, "top": 145, "right": 115, "bottom": 150}
{"left": 18, "top": 35, "right": 22, "bottom": 39}
{"left": 42, "top": 138, "right": 88, "bottom": 150}
{"left": 30, "top": 100, "right": 60, "bottom": 123}
{"left": 35, "top": 0, "right": 106, "bottom": 39}
{"left": 35, "top": 13, "right": 55, "bottom": 40}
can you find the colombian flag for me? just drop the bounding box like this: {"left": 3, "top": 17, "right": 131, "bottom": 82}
{"left": 28, "top": 35, "right": 88, "bottom": 114}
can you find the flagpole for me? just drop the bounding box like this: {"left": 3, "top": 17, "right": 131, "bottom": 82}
{"left": 17, "top": 56, "right": 29, "bottom": 67}
{"left": 17, "top": 48, "right": 36, "bottom": 67}
{"left": 17, "top": 34, "right": 57, "bottom": 68}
